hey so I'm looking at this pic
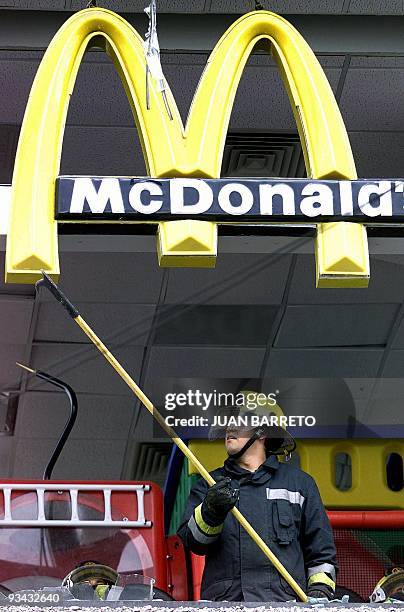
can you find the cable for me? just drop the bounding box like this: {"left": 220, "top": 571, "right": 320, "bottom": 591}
{"left": 16, "top": 364, "right": 78, "bottom": 480}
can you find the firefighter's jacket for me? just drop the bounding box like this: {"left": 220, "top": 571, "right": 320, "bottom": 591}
{"left": 177, "top": 455, "right": 337, "bottom": 602}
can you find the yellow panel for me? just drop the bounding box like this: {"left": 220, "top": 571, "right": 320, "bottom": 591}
{"left": 316, "top": 222, "right": 370, "bottom": 288}
{"left": 188, "top": 439, "right": 404, "bottom": 509}
{"left": 297, "top": 439, "right": 404, "bottom": 508}
{"left": 6, "top": 8, "right": 366, "bottom": 284}
{"left": 157, "top": 220, "right": 217, "bottom": 268}
{"left": 188, "top": 440, "right": 227, "bottom": 475}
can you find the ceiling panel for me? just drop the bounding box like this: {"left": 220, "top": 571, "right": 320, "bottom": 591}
{"left": 340, "top": 65, "right": 404, "bottom": 131}
{"left": 0, "top": 297, "right": 33, "bottom": 343}
{"left": 365, "top": 378, "right": 404, "bottom": 403}
{"left": 5, "top": 0, "right": 403, "bottom": 12}
{"left": 27, "top": 344, "right": 144, "bottom": 395}
{"left": 1, "top": 1, "right": 66, "bottom": 9}
{"left": 321, "top": 378, "right": 404, "bottom": 418}
{"left": 288, "top": 255, "right": 404, "bottom": 304}
{"left": 380, "top": 350, "right": 404, "bottom": 376}
{"left": 148, "top": 346, "right": 265, "bottom": 377}
{"left": 349, "top": 131, "right": 404, "bottom": 178}
{"left": 0, "top": 344, "right": 26, "bottom": 389}
{"left": 35, "top": 302, "right": 156, "bottom": 346}
{"left": 67, "top": 59, "right": 133, "bottom": 127}
{"left": 0, "top": 58, "right": 37, "bottom": 124}
{"left": 61, "top": 126, "right": 147, "bottom": 176}
{"left": 391, "top": 318, "right": 404, "bottom": 348}
{"left": 69, "top": 0, "right": 206, "bottom": 11}
{"left": 154, "top": 305, "right": 279, "bottom": 346}
{"left": 347, "top": 0, "right": 404, "bottom": 14}
{"left": 0, "top": 124, "right": 19, "bottom": 183}
{"left": 260, "top": 378, "right": 359, "bottom": 429}
{"left": 263, "top": 348, "right": 383, "bottom": 377}
{"left": 229, "top": 62, "right": 341, "bottom": 131}
{"left": 355, "top": 396, "right": 404, "bottom": 427}
{"left": 64, "top": 53, "right": 343, "bottom": 132}
{"left": 15, "top": 391, "right": 134, "bottom": 439}
{"left": 165, "top": 254, "right": 292, "bottom": 304}
{"left": 163, "top": 58, "right": 207, "bottom": 124}
{"left": 52, "top": 252, "right": 164, "bottom": 303}
{"left": 264, "top": 376, "right": 356, "bottom": 398}
{"left": 350, "top": 56, "right": 404, "bottom": 69}
{"left": 343, "top": 378, "right": 375, "bottom": 403}
{"left": 354, "top": 378, "right": 404, "bottom": 412}
{"left": 6, "top": 1, "right": 207, "bottom": 10}
{"left": 209, "top": 0, "right": 345, "bottom": 13}
{"left": 0, "top": 437, "right": 13, "bottom": 477}
{"left": 275, "top": 304, "right": 398, "bottom": 347}
{"left": 122, "top": 406, "right": 160, "bottom": 440}
{"left": 64, "top": 53, "right": 342, "bottom": 133}
{"left": 11, "top": 437, "right": 126, "bottom": 479}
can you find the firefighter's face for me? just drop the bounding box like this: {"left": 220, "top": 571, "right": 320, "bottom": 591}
{"left": 225, "top": 426, "right": 255, "bottom": 454}
{"left": 85, "top": 578, "right": 104, "bottom": 588}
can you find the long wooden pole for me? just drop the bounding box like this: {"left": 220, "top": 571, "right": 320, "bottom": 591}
{"left": 37, "top": 271, "right": 308, "bottom": 602}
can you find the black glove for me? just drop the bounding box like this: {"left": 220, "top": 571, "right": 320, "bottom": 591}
{"left": 202, "top": 478, "right": 239, "bottom": 525}
{"left": 307, "top": 583, "right": 335, "bottom": 600}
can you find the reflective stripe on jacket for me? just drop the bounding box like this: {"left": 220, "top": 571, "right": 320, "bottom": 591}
{"left": 177, "top": 455, "right": 337, "bottom": 602}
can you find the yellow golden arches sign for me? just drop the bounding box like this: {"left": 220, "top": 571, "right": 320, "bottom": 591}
{"left": 5, "top": 8, "right": 369, "bottom": 286}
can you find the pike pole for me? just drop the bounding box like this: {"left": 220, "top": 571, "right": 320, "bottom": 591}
{"left": 35, "top": 271, "right": 308, "bottom": 603}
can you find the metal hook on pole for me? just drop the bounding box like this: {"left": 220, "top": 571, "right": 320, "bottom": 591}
{"left": 35, "top": 270, "right": 308, "bottom": 603}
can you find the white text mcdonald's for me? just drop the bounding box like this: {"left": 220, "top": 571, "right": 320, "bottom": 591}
{"left": 57, "top": 177, "right": 404, "bottom": 221}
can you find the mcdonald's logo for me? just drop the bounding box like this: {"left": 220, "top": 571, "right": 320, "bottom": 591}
{"left": 5, "top": 8, "right": 370, "bottom": 287}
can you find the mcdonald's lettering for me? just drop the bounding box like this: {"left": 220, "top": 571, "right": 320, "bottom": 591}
{"left": 6, "top": 8, "right": 371, "bottom": 286}
{"left": 57, "top": 177, "right": 404, "bottom": 221}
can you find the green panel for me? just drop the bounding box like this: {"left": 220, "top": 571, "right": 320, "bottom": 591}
{"left": 363, "top": 529, "right": 404, "bottom": 559}
{"left": 169, "top": 459, "right": 200, "bottom": 535}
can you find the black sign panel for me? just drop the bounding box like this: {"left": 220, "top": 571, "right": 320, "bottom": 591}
{"left": 56, "top": 176, "right": 404, "bottom": 222}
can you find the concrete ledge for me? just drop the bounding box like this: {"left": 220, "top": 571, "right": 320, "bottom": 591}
{"left": 0, "top": 602, "right": 402, "bottom": 611}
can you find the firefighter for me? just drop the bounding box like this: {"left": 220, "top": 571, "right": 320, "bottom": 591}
{"left": 370, "top": 567, "right": 404, "bottom": 603}
{"left": 177, "top": 403, "right": 337, "bottom": 602}
{"left": 63, "top": 560, "right": 118, "bottom": 600}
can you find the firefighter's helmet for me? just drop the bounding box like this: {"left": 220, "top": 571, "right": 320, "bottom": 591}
{"left": 63, "top": 562, "right": 118, "bottom": 589}
{"left": 370, "top": 567, "right": 404, "bottom": 603}
{"left": 209, "top": 393, "right": 296, "bottom": 460}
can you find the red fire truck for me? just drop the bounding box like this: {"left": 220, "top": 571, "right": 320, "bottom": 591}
{"left": 0, "top": 478, "right": 402, "bottom": 602}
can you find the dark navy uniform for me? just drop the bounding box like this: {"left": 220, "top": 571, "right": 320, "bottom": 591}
{"left": 178, "top": 455, "right": 337, "bottom": 602}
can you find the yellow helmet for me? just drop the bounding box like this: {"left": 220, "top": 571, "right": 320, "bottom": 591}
{"left": 209, "top": 391, "right": 295, "bottom": 459}
{"left": 370, "top": 568, "right": 404, "bottom": 603}
{"left": 63, "top": 563, "right": 118, "bottom": 589}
